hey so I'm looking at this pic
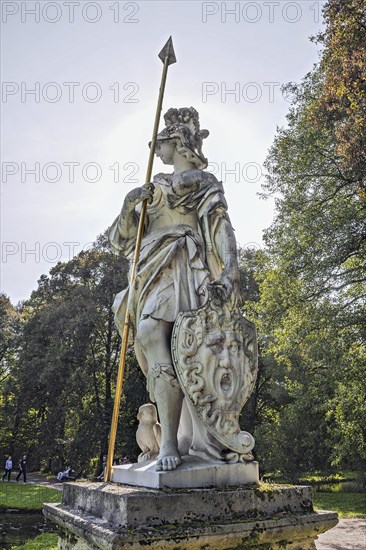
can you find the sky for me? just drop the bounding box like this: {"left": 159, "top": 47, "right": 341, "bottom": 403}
{"left": 1, "top": 0, "right": 326, "bottom": 304}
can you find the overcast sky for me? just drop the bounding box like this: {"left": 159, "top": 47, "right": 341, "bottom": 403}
{"left": 1, "top": 0, "right": 325, "bottom": 304}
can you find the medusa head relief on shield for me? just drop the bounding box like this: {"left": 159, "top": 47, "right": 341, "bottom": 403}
{"left": 171, "top": 287, "right": 258, "bottom": 456}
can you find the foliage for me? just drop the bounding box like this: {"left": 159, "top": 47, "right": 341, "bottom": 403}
{"left": 12, "top": 533, "right": 58, "bottom": 550}
{"left": 249, "top": 0, "right": 366, "bottom": 476}
{"left": 0, "top": 484, "right": 61, "bottom": 510}
{"left": 0, "top": 232, "right": 148, "bottom": 474}
{"left": 295, "top": 471, "right": 355, "bottom": 484}
{"left": 310, "top": 0, "right": 366, "bottom": 190}
{"left": 0, "top": 294, "right": 20, "bottom": 383}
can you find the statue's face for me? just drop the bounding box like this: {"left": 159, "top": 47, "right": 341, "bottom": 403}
{"left": 196, "top": 329, "right": 244, "bottom": 405}
{"left": 155, "top": 140, "right": 175, "bottom": 165}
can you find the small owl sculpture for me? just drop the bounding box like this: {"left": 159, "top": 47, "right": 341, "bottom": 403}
{"left": 136, "top": 403, "right": 161, "bottom": 462}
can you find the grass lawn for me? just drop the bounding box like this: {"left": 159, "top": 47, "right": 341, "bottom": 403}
{"left": 314, "top": 491, "right": 366, "bottom": 518}
{"left": 263, "top": 470, "right": 359, "bottom": 485}
{"left": 298, "top": 471, "right": 354, "bottom": 484}
{"left": 12, "top": 533, "right": 58, "bottom": 549}
{"left": 0, "top": 482, "right": 61, "bottom": 510}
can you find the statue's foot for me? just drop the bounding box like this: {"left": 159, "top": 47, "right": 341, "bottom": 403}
{"left": 138, "top": 451, "right": 159, "bottom": 463}
{"left": 156, "top": 444, "right": 182, "bottom": 472}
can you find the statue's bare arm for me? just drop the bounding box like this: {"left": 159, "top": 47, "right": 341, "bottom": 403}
{"left": 117, "top": 185, "right": 154, "bottom": 240}
{"left": 212, "top": 216, "right": 241, "bottom": 304}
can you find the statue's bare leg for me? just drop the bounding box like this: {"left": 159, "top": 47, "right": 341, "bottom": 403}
{"left": 177, "top": 398, "right": 193, "bottom": 456}
{"left": 153, "top": 368, "right": 183, "bottom": 471}
{"left": 135, "top": 317, "right": 183, "bottom": 471}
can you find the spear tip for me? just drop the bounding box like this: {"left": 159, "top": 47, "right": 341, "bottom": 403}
{"left": 158, "top": 36, "right": 177, "bottom": 65}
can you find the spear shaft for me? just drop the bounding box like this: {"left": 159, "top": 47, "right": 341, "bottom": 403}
{"left": 105, "top": 38, "right": 176, "bottom": 482}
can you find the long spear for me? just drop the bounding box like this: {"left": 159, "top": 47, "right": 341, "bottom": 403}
{"left": 105, "top": 37, "right": 177, "bottom": 482}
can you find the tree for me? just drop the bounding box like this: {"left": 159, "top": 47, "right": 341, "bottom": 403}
{"left": 0, "top": 294, "right": 22, "bottom": 459}
{"left": 257, "top": 1, "right": 366, "bottom": 473}
{"left": 0, "top": 233, "right": 148, "bottom": 473}
{"left": 238, "top": 248, "right": 290, "bottom": 471}
{"left": 310, "top": 0, "right": 366, "bottom": 191}
{"left": 0, "top": 293, "right": 19, "bottom": 383}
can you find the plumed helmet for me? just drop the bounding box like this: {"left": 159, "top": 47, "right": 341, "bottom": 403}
{"left": 154, "top": 107, "right": 209, "bottom": 169}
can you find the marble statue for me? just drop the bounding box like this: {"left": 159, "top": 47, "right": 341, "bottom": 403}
{"left": 136, "top": 404, "right": 161, "bottom": 463}
{"left": 109, "top": 107, "right": 258, "bottom": 472}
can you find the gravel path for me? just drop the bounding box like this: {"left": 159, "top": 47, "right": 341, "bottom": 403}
{"left": 316, "top": 518, "right": 366, "bottom": 550}
{"left": 26, "top": 472, "right": 63, "bottom": 491}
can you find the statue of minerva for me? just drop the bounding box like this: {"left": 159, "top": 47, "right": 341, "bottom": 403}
{"left": 109, "top": 107, "right": 258, "bottom": 472}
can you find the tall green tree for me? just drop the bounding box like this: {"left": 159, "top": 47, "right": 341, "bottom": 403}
{"left": 311, "top": 0, "right": 366, "bottom": 190}
{"left": 0, "top": 293, "right": 22, "bottom": 458}
{"left": 0, "top": 293, "right": 19, "bottom": 383}
{"left": 1, "top": 233, "right": 148, "bottom": 473}
{"left": 257, "top": 0, "right": 366, "bottom": 474}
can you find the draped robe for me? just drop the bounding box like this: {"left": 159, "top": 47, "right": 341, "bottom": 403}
{"left": 109, "top": 169, "right": 246, "bottom": 460}
{"left": 109, "top": 169, "right": 231, "bottom": 341}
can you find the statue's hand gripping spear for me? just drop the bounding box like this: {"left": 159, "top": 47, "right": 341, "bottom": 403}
{"left": 105, "top": 38, "right": 176, "bottom": 482}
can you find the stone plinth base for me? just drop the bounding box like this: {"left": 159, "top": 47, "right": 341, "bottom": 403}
{"left": 111, "top": 455, "right": 259, "bottom": 488}
{"left": 44, "top": 481, "right": 338, "bottom": 549}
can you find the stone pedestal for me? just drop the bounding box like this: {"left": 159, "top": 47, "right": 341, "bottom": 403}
{"left": 111, "top": 456, "right": 259, "bottom": 488}
{"left": 44, "top": 480, "right": 338, "bottom": 549}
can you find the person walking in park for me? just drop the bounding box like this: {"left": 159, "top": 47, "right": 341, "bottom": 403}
{"left": 16, "top": 455, "right": 27, "bottom": 482}
{"left": 2, "top": 455, "right": 13, "bottom": 481}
